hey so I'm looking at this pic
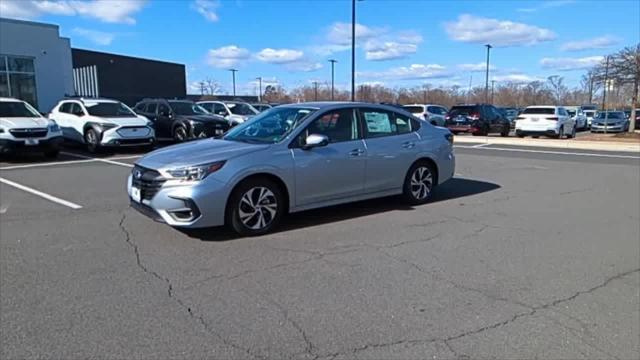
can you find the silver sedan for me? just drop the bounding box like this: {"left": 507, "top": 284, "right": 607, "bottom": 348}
{"left": 128, "top": 102, "right": 456, "bottom": 235}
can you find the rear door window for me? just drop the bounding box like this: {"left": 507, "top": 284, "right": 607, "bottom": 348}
{"left": 146, "top": 102, "right": 157, "bottom": 114}
{"left": 361, "top": 109, "right": 395, "bottom": 138}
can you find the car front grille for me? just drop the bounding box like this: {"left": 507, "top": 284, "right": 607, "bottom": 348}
{"left": 10, "top": 128, "right": 48, "bottom": 138}
{"left": 117, "top": 126, "right": 152, "bottom": 138}
{"left": 132, "top": 166, "right": 166, "bottom": 201}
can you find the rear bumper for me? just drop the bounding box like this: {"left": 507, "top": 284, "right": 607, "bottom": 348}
{"left": 0, "top": 136, "right": 63, "bottom": 154}
{"left": 446, "top": 125, "right": 475, "bottom": 133}
{"left": 515, "top": 129, "right": 558, "bottom": 137}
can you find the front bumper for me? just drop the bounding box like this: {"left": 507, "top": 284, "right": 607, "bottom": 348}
{"left": 0, "top": 136, "right": 63, "bottom": 154}
{"left": 101, "top": 127, "right": 155, "bottom": 147}
{"left": 127, "top": 173, "right": 230, "bottom": 228}
{"left": 591, "top": 124, "right": 625, "bottom": 132}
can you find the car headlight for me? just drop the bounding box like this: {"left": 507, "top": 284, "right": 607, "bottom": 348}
{"left": 48, "top": 121, "right": 61, "bottom": 132}
{"left": 100, "top": 123, "right": 118, "bottom": 131}
{"left": 165, "top": 161, "right": 226, "bottom": 181}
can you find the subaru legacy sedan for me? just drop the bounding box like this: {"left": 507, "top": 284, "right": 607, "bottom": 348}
{"left": 128, "top": 102, "right": 455, "bottom": 235}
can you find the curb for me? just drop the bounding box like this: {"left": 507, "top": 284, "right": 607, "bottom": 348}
{"left": 454, "top": 136, "right": 640, "bottom": 153}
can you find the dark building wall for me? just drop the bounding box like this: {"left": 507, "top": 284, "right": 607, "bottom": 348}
{"left": 72, "top": 49, "right": 186, "bottom": 105}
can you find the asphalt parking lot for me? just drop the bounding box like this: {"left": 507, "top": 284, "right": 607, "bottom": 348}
{"left": 1, "top": 142, "right": 639, "bottom": 359}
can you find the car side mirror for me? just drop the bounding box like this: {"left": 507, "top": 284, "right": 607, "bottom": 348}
{"left": 302, "top": 134, "right": 329, "bottom": 150}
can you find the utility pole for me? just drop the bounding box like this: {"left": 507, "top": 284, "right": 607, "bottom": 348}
{"left": 602, "top": 56, "right": 610, "bottom": 134}
{"left": 312, "top": 81, "right": 319, "bottom": 101}
{"left": 256, "top": 77, "right": 262, "bottom": 102}
{"left": 351, "top": 0, "right": 357, "bottom": 102}
{"left": 484, "top": 44, "right": 492, "bottom": 104}
{"left": 588, "top": 72, "right": 594, "bottom": 104}
{"left": 229, "top": 69, "right": 238, "bottom": 97}
{"left": 329, "top": 59, "right": 337, "bottom": 100}
{"left": 491, "top": 80, "right": 495, "bottom": 104}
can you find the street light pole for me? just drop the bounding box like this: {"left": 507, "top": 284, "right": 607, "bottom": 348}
{"left": 484, "top": 44, "right": 492, "bottom": 104}
{"left": 256, "top": 77, "right": 262, "bottom": 102}
{"left": 329, "top": 59, "right": 337, "bottom": 101}
{"left": 229, "top": 69, "right": 238, "bottom": 97}
{"left": 351, "top": 0, "right": 356, "bottom": 102}
{"left": 312, "top": 81, "right": 319, "bottom": 101}
{"left": 602, "top": 56, "right": 610, "bottom": 134}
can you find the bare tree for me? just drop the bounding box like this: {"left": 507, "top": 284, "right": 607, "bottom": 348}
{"left": 547, "top": 75, "right": 568, "bottom": 105}
{"left": 204, "top": 78, "right": 221, "bottom": 95}
{"left": 610, "top": 44, "right": 639, "bottom": 131}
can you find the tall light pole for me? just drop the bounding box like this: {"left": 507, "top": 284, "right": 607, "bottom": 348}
{"left": 312, "top": 81, "right": 319, "bottom": 101}
{"left": 602, "top": 56, "right": 610, "bottom": 134}
{"left": 329, "top": 59, "right": 337, "bottom": 100}
{"left": 351, "top": 0, "right": 356, "bottom": 102}
{"left": 229, "top": 69, "right": 238, "bottom": 97}
{"left": 484, "top": 44, "right": 492, "bottom": 104}
{"left": 256, "top": 77, "right": 262, "bottom": 102}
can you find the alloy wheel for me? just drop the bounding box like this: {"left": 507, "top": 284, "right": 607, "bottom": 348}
{"left": 410, "top": 166, "right": 433, "bottom": 200}
{"left": 238, "top": 187, "right": 278, "bottom": 230}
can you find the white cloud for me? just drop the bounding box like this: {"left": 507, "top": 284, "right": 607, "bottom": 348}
{"left": 493, "top": 73, "right": 544, "bottom": 84}
{"left": 285, "top": 61, "right": 322, "bottom": 72}
{"left": 326, "top": 22, "right": 384, "bottom": 46}
{"left": 457, "top": 62, "right": 496, "bottom": 72}
{"left": 560, "top": 36, "right": 620, "bottom": 51}
{"left": 206, "top": 45, "right": 250, "bottom": 68}
{"left": 517, "top": 0, "right": 575, "bottom": 13}
{"left": 0, "top": 0, "right": 146, "bottom": 24}
{"left": 444, "top": 14, "right": 556, "bottom": 47}
{"left": 359, "top": 64, "right": 451, "bottom": 80}
{"left": 191, "top": 0, "right": 219, "bottom": 22}
{"left": 364, "top": 40, "right": 419, "bottom": 61}
{"left": 72, "top": 27, "right": 115, "bottom": 45}
{"left": 256, "top": 48, "right": 304, "bottom": 64}
{"left": 540, "top": 56, "right": 604, "bottom": 71}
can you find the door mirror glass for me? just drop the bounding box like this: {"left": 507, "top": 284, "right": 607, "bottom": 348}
{"left": 302, "top": 134, "right": 329, "bottom": 150}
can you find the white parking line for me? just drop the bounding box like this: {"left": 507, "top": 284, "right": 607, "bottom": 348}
{"left": 454, "top": 145, "right": 640, "bottom": 159}
{"left": 0, "top": 177, "right": 83, "bottom": 209}
{"left": 61, "top": 152, "right": 134, "bottom": 168}
{"left": 471, "top": 143, "right": 490, "bottom": 148}
{"left": 0, "top": 159, "right": 95, "bottom": 170}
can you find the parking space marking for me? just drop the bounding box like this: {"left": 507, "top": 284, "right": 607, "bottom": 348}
{"left": 454, "top": 145, "right": 640, "bottom": 159}
{"left": 0, "top": 159, "right": 95, "bottom": 170}
{"left": 471, "top": 143, "right": 490, "bottom": 148}
{"left": 0, "top": 177, "right": 83, "bottom": 209}
{"left": 61, "top": 152, "right": 134, "bottom": 168}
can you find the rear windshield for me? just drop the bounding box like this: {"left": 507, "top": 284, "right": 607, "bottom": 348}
{"left": 522, "top": 108, "right": 555, "bottom": 115}
{"left": 584, "top": 110, "right": 596, "bottom": 116}
{"left": 449, "top": 106, "right": 477, "bottom": 116}
{"left": 403, "top": 106, "right": 424, "bottom": 114}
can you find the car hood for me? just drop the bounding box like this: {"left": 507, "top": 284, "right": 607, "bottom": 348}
{"left": 179, "top": 115, "right": 227, "bottom": 123}
{"left": 593, "top": 119, "right": 625, "bottom": 124}
{"left": 136, "top": 139, "right": 269, "bottom": 170}
{"left": 0, "top": 117, "right": 49, "bottom": 128}
{"left": 87, "top": 116, "right": 148, "bottom": 127}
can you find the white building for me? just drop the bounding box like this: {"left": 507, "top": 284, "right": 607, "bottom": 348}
{"left": 0, "top": 18, "right": 74, "bottom": 112}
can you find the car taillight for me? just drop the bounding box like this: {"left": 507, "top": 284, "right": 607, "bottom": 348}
{"left": 546, "top": 117, "right": 558, "bottom": 121}
{"left": 469, "top": 112, "right": 480, "bottom": 120}
{"left": 445, "top": 115, "right": 451, "bottom": 120}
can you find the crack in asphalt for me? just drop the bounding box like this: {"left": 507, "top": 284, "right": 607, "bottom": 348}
{"left": 118, "top": 213, "right": 265, "bottom": 360}
{"left": 316, "top": 268, "right": 639, "bottom": 359}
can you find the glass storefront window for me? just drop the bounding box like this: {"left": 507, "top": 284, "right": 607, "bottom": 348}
{"left": 0, "top": 55, "right": 38, "bottom": 108}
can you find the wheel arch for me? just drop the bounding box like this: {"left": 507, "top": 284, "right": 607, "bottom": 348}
{"left": 225, "top": 172, "right": 292, "bottom": 216}
{"left": 410, "top": 157, "right": 439, "bottom": 185}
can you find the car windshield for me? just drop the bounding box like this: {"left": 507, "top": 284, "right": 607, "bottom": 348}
{"left": 84, "top": 101, "right": 136, "bottom": 117}
{"left": 596, "top": 112, "right": 623, "bottom": 119}
{"left": 227, "top": 102, "right": 258, "bottom": 116}
{"left": 567, "top": 110, "right": 577, "bottom": 116}
{"left": 224, "top": 107, "right": 316, "bottom": 144}
{"left": 522, "top": 108, "right": 555, "bottom": 115}
{"left": 169, "top": 102, "right": 208, "bottom": 115}
{"left": 0, "top": 101, "right": 42, "bottom": 118}
{"left": 403, "top": 106, "right": 424, "bottom": 114}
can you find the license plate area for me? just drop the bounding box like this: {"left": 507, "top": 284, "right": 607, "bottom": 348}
{"left": 24, "top": 139, "right": 39, "bottom": 146}
{"left": 131, "top": 186, "right": 141, "bottom": 203}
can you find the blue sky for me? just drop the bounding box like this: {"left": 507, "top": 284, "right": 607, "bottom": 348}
{"left": 2, "top": 0, "right": 639, "bottom": 95}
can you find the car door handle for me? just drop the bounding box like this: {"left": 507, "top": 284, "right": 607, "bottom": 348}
{"left": 402, "top": 141, "right": 415, "bottom": 149}
{"left": 349, "top": 149, "right": 365, "bottom": 156}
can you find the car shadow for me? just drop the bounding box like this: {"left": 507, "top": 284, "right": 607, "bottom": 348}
{"left": 180, "top": 177, "right": 501, "bottom": 242}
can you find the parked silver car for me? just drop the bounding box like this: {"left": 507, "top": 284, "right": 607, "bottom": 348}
{"left": 590, "top": 111, "right": 629, "bottom": 133}
{"left": 128, "top": 102, "right": 455, "bottom": 235}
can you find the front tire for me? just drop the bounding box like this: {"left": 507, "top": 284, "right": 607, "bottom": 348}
{"left": 84, "top": 128, "right": 100, "bottom": 153}
{"left": 173, "top": 125, "right": 188, "bottom": 143}
{"left": 402, "top": 162, "right": 436, "bottom": 205}
{"left": 567, "top": 124, "right": 576, "bottom": 139}
{"left": 44, "top": 149, "right": 59, "bottom": 158}
{"left": 227, "top": 178, "right": 284, "bottom": 236}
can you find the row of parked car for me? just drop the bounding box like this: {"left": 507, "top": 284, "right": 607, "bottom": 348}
{"left": 0, "top": 96, "right": 273, "bottom": 157}
{"left": 403, "top": 103, "right": 637, "bottom": 139}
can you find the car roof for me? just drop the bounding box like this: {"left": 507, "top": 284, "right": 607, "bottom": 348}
{"left": 526, "top": 105, "right": 558, "bottom": 108}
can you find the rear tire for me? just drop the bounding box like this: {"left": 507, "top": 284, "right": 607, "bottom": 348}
{"left": 567, "top": 124, "right": 576, "bottom": 139}
{"left": 227, "top": 178, "right": 284, "bottom": 236}
{"left": 84, "top": 128, "right": 100, "bottom": 153}
{"left": 402, "top": 162, "right": 436, "bottom": 205}
{"left": 500, "top": 126, "right": 509, "bottom": 137}
{"left": 554, "top": 126, "right": 565, "bottom": 139}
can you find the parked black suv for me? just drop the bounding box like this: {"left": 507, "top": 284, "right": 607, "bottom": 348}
{"left": 445, "top": 104, "right": 510, "bottom": 136}
{"left": 134, "top": 99, "right": 230, "bottom": 142}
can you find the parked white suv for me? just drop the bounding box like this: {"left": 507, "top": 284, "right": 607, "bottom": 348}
{"left": 49, "top": 98, "right": 155, "bottom": 152}
{"left": 197, "top": 101, "right": 258, "bottom": 126}
{"left": 0, "top": 97, "right": 63, "bottom": 158}
{"left": 564, "top": 106, "right": 588, "bottom": 130}
{"left": 515, "top": 106, "right": 577, "bottom": 139}
{"left": 403, "top": 104, "right": 448, "bottom": 126}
